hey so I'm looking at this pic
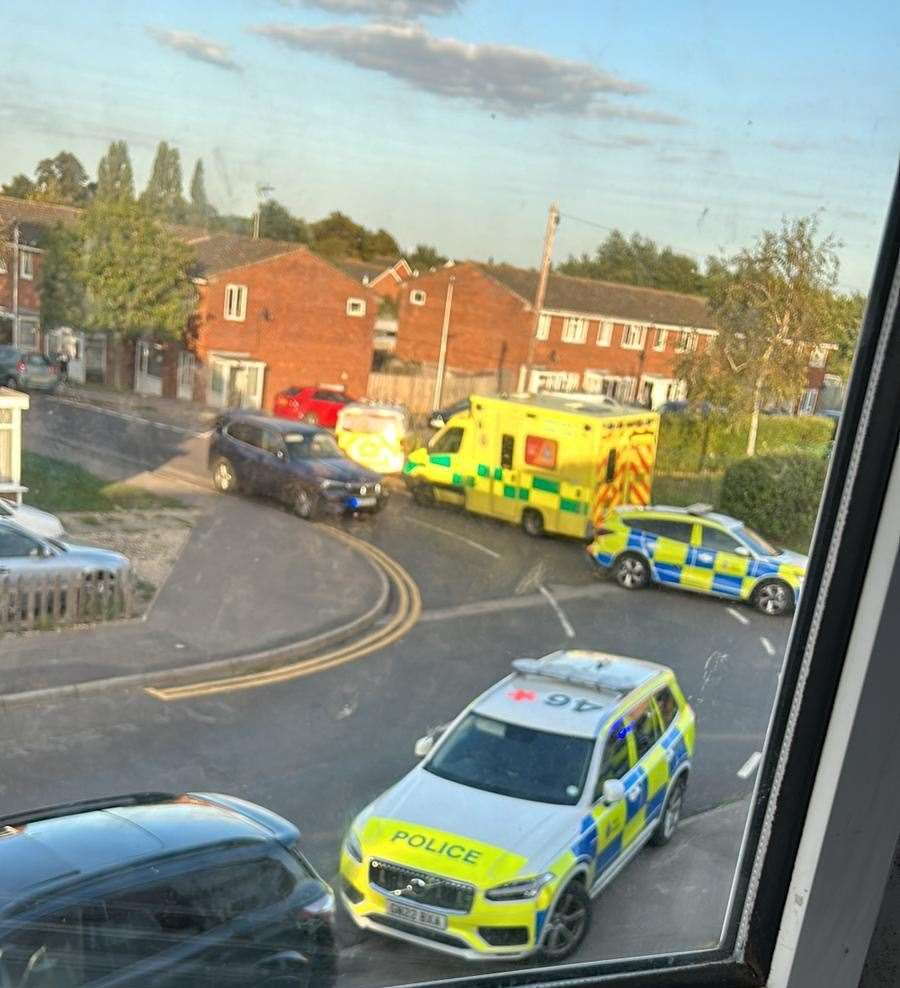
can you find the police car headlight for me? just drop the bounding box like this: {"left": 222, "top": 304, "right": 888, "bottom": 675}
{"left": 344, "top": 830, "right": 363, "bottom": 864}
{"left": 485, "top": 872, "right": 554, "bottom": 901}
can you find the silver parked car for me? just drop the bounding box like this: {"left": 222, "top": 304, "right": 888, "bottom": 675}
{"left": 0, "top": 500, "right": 65, "bottom": 539}
{"left": 0, "top": 519, "right": 130, "bottom": 583}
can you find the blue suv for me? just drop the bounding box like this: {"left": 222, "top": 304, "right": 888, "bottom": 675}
{"left": 209, "top": 413, "right": 387, "bottom": 519}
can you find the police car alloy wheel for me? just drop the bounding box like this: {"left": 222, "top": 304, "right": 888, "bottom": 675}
{"left": 614, "top": 552, "right": 649, "bottom": 590}
{"left": 539, "top": 882, "right": 591, "bottom": 961}
{"left": 752, "top": 579, "right": 792, "bottom": 616}
{"left": 213, "top": 458, "right": 236, "bottom": 493}
{"left": 651, "top": 776, "right": 686, "bottom": 847}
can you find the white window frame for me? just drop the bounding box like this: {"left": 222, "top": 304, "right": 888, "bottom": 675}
{"left": 799, "top": 388, "right": 818, "bottom": 415}
{"left": 530, "top": 369, "right": 579, "bottom": 393}
{"left": 675, "top": 329, "right": 697, "bottom": 353}
{"left": 0, "top": 254, "right": 7, "bottom": 275}
{"left": 561, "top": 317, "right": 588, "bottom": 344}
{"left": 346, "top": 297, "right": 366, "bottom": 318}
{"left": 224, "top": 284, "right": 247, "bottom": 322}
{"left": 620, "top": 324, "right": 647, "bottom": 350}
{"left": 536, "top": 313, "right": 551, "bottom": 341}
{"left": 809, "top": 344, "right": 828, "bottom": 369}
{"left": 596, "top": 320, "right": 613, "bottom": 347}
{"left": 654, "top": 328, "right": 668, "bottom": 352}
{"left": 410, "top": 289, "right": 427, "bottom": 306}
{"left": 19, "top": 251, "right": 34, "bottom": 280}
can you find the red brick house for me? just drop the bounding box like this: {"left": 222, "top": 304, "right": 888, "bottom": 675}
{"left": 336, "top": 257, "right": 412, "bottom": 302}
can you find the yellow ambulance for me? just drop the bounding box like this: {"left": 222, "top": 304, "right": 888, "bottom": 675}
{"left": 403, "top": 394, "right": 660, "bottom": 538}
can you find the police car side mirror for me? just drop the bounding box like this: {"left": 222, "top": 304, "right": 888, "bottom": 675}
{"left": 735, "top": 545, "right": 751, "bottom": 557}
{"left": 414, "top": 735, "right": 434, "bottom": 758}
{"left": 602, "top": 779, "right": 626, "bottom": 806}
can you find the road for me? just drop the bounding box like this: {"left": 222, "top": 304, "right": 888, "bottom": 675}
{"left": 8, "top": 394, "right": 791, "bottom": 983}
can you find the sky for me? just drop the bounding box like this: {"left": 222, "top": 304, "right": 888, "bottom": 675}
{"left": 4, "top": 0, "right": 898, "bottom": 292}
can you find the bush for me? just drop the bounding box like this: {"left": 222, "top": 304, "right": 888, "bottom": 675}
{"left": 719, "top": 453, "right": 828, "bottom": 550}
{"left": 656, "top": 414, "right": 834, "bottom": 474}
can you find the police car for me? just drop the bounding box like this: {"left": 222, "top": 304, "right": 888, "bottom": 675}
{"left": 340, "top": 650, "right": 695, "bottom": 961}
{"left": 587, "top": 503, "right": 807, "bottom": 616}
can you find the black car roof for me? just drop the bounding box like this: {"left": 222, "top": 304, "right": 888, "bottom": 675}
{"left": 0, "top": 792, "right": 299, "bottom": 905}
{"left": 222, "top": 412, "right": 320, "bottom": 436}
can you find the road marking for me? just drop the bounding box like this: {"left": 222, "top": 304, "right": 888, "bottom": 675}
{"left": 539, "top": 584, "right": 576, "bottom": 638}
{"left": 737, "top": 751, "right": 763, "bottom": 779}
{"left": 760, "top": 636, "right": 776, "bottom": 656}
{"left": 406, "top": 516, "right": 501, "bottom": 559}
{"left": 420, "top": 583, "right": 609, "bottom": 623}
{"left": 145, "top": 529, "right": 421, "bottom": 700}
{"left": 727, "top": 607, "right": 750, "bottom": 626}
{"left": 44, "top": 393, "right": 209, "bottom": 439}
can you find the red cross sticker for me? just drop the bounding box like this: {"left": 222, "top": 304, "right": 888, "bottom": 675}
{"left": 507, "top": 688, "right": 537, "bottom": 702}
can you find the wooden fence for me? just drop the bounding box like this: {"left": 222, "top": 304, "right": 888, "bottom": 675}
{"left": 367, "top": 371, "right": 511, "bottom": 413}
{"left": 1, "top": 571, "right": 135, "bottom": 634}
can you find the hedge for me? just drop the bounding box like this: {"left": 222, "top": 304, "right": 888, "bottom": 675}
{"left": 718, "top": 453, "right": 828, "bottom": 549}
{"left": 656, "top": 414, "right": 834, "bottom": 474}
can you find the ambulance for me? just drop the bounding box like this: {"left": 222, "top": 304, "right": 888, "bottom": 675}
{"left": 403, "top": 393, "right": 660, "bottom": 538}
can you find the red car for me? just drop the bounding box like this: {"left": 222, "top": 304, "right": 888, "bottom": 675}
{"left": 273, "top": 386, "right": 354, "bottom": 428}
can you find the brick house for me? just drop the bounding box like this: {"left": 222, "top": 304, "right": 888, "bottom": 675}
{"left": 336, "top": 257, "right": 412, "bottom": 302}
{"left": 394, "top": 261, "right": 838, "bottom": 410}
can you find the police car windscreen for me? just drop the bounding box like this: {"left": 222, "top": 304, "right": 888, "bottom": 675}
{"left": 736, "top": 526, "right": 778, "bottom": 556}
{"left": 426, "top": 714, "right": 593, "bottom": 805}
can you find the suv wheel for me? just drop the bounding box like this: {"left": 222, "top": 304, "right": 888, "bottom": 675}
{"left": 522, "top": 508, "right": 544, "bottom": 537}
{"left": 293, "top": 487, "right": 319, "bottom": 520}
{"left": 752, "top": 579, "right": 793, "bottom": 616}
{"left": 538, "top": 881, "right": 591, "bottom": 962}
{"left": 650, "top": 775, "right": 686, "bottom": 846}
{"left": 614, "top": 552, "right": 650, "bottom": 590}
{"left": 212, "top": 457, "right": 238, "bottom": 494}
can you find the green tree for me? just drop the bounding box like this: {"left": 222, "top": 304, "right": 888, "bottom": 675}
{"left": 39, "top": 222, "right": 86, "bottom": 331}
{"left": 678, "top": 215, "right": 849, "bottom": 456}
{"left": 140, "top": 141, "right": 187, "bottom": 222}
{"left": 32, "top": 152, "right": 92, "bottom": 204}
{"left": 829, "top": 292, "right": 866, "bottom": 381}
{"left": 408, "top": 243, "right": 447, "bottom": 271}
{"left": 210, "top": 213, "right": 252, "bottom": 236}
{"left": 363, "top": 227, "right": 400, "bottom": 259}
{"left": 1, "top": 174, "right": 35, "bottom": 199}
{"left": 258, "top": 199, "right": 308, "bottom": 242}
{"left": 96, "top": 141, "right": 135, "bottom": 202}
{"left": 310, "top": 211, "right": 367, "bottom": 257}
{"left": 559, "top": 230, "right": 707, "bottom": 295}
{"left": 188, "top": 159, "right": 217, "bottom": 226}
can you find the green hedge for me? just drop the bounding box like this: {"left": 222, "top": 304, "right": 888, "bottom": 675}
{"left": 656, "top": 414, "right": 834, "bottom": 474}
{"left": 719, "top": 453, "right": 828, "bottom": 550}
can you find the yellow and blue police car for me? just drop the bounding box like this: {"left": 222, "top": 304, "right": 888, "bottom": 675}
{"left": 340, "top": 650, "right": 695, "bottom": 961}
{"left": 587, "top": 503, "right": 807, "bottom": 616}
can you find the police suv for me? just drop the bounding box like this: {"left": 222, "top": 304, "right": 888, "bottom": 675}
{"left": 340, "top": 650, "right": 695, "bottom": 961}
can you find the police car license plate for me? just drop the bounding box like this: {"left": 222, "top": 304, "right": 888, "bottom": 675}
{"left": 387, "top": 900, "right": 447, "bottom": 930}
{"left": 355, "top": 496, "right": 377, "bottom": 507}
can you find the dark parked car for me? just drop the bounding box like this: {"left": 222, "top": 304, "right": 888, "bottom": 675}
{"left": 0, "top": 347, "right": 58, "bottom": 392}
{"left": 0, "top": 791, "right": 336, "bottom": 987}
{"left": 209, "top": 413, "right": 386, "bottom": 519}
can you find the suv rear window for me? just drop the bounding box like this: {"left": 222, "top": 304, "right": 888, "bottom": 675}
{"left": 625, "top": 518, "right": 693, "bottom": 543}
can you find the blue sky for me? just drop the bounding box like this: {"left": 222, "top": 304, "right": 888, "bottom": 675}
{"left": 4, "top": 0, "right": 898, "bottom": 291}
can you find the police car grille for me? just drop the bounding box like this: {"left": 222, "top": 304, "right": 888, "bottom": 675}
{"left": 369, "top": 860, "right": 475, "bottom": 913}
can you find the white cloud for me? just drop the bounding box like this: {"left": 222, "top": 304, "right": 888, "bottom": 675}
{"left": 769, "top": 138, "right": 821, "bottom": 152}
{"left": 561, "top": 131, "right": 654, "bottom": 149}
{"left": 148, "top": 28, "right": 241, "bottom": 72}
{"left": 282, "top": 0, "right": 463, "bottom": 17}
{"left": 252, "top": 21, "right": 683, "bottom": 122}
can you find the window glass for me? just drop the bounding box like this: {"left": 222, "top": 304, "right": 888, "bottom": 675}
{"left": 500, "top": 434, "right": 514, "bottom": 469}
{"left": 630, "top": 518, "right": 693, "bottom": 543}
{"left": 737, "top": 525, "right": 779, "bottom": 556}
{"left": 0, "top": 527, "right": 41, "bottom": 557}
{"left": 594, "top": 728, "right": 632, "bottom": 800}
{"left": 284, "top": 431, "right": 342, "bottom": 460}
{"left": 700, "top": 525, "right": 745, "bottom": 553}
{"left": 536, "top": 313, "right": 551, "bottom": 340}
{"left": 630, "top": 701, "right": 662, "bottom": 760}
{"left": 429, "top": 426, "right": 464, "bottom": 454}
{"left": 655, "top": 686, "right": 679, "bottom": 729}
{"left": 261, "top": 430, "right": 284, "bottom": 455}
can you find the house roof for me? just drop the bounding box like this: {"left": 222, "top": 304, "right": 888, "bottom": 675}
{"left": 0, "top": 196, "right": 82, "bottom": 246}
{"left": 475, "top": 262, "right": 715, "bottom": 330}
{"left": 335, "top": 257, "right": 408, "bottom": 286}
{"left": 187, "top": 233, "right": 307, "bottom": 277}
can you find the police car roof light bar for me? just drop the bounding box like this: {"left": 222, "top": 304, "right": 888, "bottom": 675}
{"left": 686, "top": 502, "right": 714, "bottom": 515}
{"left": 511, "top": 657, "right": 625, "bottom": 698}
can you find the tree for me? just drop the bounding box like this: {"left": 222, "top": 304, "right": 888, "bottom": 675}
{"left": 1, "top": 174, "right": 35, "bottom": 199}
{"left": 140, "top": 141, "right": 187, "bottom": 222}
{"left": 39, "top": 222, "right": 86, "bottom": 331}
{"left": 363, "top": 227, "right": 400, "bottom": 259}
{"left": 408, "top": 243, "right": 447, "bottom": 272}
{"left": 559, "top": 230, "right": 707, "bottom": 295}
{"left": 96, "top": 141, "right": 135, "bottom": 202}
{"left": 257, "top": 199, "right": 308, "bottom": 242}
{"left": 310, "top": 211, "right": 367, "bottom": 257}
{"left": 188, "top": 159, "right": 217, "bottom": 226}
{"left": 678, "top": 215, "right": 850, "bottom": 456}
{"left": 32, "top": 152, "right": 92, "bottom": 205}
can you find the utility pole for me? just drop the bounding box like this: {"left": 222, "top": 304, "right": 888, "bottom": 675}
{"left": 252, "top": 183, "right": 274, "bottom": 240}
{"left": 432, "top": 275, "right": 455, "bottom": 411}
{"left": 521, "top": 202, "right": 560, "bottom": 393}
{"left": 12, "top": 223, "right": 19, "bottom": 348}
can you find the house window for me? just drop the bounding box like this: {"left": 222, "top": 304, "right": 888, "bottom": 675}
{"left": 530, "top": 370, "right": 579, "bottom": 393}
{"left": 810, "top": 344, "right": 828, "bottom": 368}
{"left": 224, "top": 284, "right": 247, "bottom": 322}
{"left": 0, "top": 254, "right": 7, "bottom": 274}
{"left": 346, "top": 297, "right": 366, "bottom": 317}
{"left": 561, "top": 317, "right": 588, "bottom": 344}
{"left": 621, "top": 324, "right": 647, "bottom": 350}
{"left": 410, "top": 289, "right": 427, "bottom": 306}
{"left": 20, "top": 252, "right": 34, "bottom": 280}
{"left": 583, "top": 371, "right": 637, "bottom": 402}
{"left": 799, "top": 388, "right": 819, "bottom": 415}
{"left": 596, "top": 321, "right": 613, "bottom": 347}
{"left": 536, "top": 314, "right": 551, "bottom": 340}
{"left": 675, "top": 330, "right": 697, "bottom": 353}
{"left": 654, "top": 329, "right": 668, "bottom": 351}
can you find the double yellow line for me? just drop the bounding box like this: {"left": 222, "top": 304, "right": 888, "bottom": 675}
{"left": 146, "top": 529, "right": 421, "bottom": 701}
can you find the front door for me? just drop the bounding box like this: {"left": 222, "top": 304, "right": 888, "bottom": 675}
{"left": 695, "top": 523, "right": 753, "bottom": 598}
{"left": 587, "top": 724, "right": 633, "bottom": 887}
{"left": 491, "top": 432, "right": 521, "bottom": 520}
{"left": 135, "top": 341, "right": 163, "bottom": 396}
{"left": 177, "top": 352, "right": 196, "bottom": 401}
{"left": 425, "top": 425, "right": 467, "bottom": 502}
{"left": 620, "top": 699, "right": 665, "bottom": 848}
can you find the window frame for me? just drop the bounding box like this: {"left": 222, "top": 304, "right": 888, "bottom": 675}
{"left": 653, "top": 328, "right": 668, "bottom": 352}
{"left": 536, "top": 313, "right": 551, "bottom": 341}
{"left": 620, "top": 324, "right": 647, "bottom": 350}
{"left": 410, "top": 289, "right": 427, "bottom": 306}
{"left": 561, "top": 317, "right": 588, "bottom": 344}
{"left": 223, "top": 284, "right": 247, "bottom": 322}
{"left": 19, "top": 251, "right": 34, "bottom": 280}
{"left": 346, "top": 297, "right": 366, "bottom": 317}
{"left": 596, "top": 320, "right": 613, "bottom": 347}
{"left": 675, "top": 330, "right": 697, "bottom": 354}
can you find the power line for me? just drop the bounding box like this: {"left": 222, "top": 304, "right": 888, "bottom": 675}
{"left": 559, "top": 211, "right": 705, "bottom": 260}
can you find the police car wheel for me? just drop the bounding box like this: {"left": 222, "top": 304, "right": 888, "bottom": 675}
{"left": 212, "top": 457, "right": 238, "bottom": 494}
{"left": 522, "top": 509, "right": 544, "bottom": 537}
{"left": 651, "top": 775, "right": 686, "bottom": 846}
{"left": 293, "top": 488, "right": 319, "bottom": 520}
{"left": 538, "top": 881, "right": 591, "bottom": 961}
{"left": 752, "top": 579, "right": 793, "bottom": 616}
{"left": 614, "top": 552, "right": 649, "bottom": 590}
